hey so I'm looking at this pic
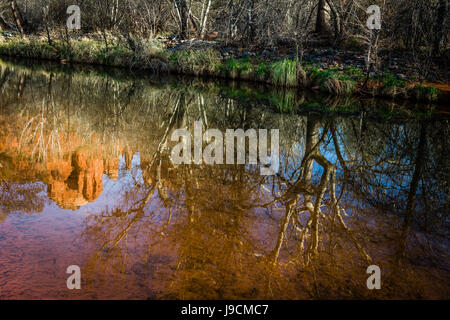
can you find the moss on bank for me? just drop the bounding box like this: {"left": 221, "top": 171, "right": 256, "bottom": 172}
{"left": 0, "top": 37, "right": 443, "bottom": 103}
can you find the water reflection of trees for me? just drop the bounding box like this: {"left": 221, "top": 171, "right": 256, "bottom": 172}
{"left": 0, "top": 61, "right": 448, "bottom": 299}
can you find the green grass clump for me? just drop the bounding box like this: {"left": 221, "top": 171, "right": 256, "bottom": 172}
{"left": 223, "top": 57, "right": 240, "bottom": 71}
{"left": 0, "top": 38, "right": 59, "bottom": 59}
{"left": 95, "top": 44, "right": 133, "bottom": 66}
{"left": 377, "top": 73, "right": 408, "bottom": 98}
{"left": 344, "top": 66, "right": 363, "bottom": 78}
{"left": 270, "top": 59, "right": 297, "bottom": 87}
{"left": 413, "top": 84, "right": 438, "bottom": 101}
{"left": 221, "top": 57, "right": 253, "bottom": 72}
{"left": 218, "top": 57, "right": 255, "bottom": 79}
{"left": 309, "top": 67, "right": 352, "bottom": 83}
{"left": 255, "top": 62, "right": 268, "bottom": 78}
{"left": 170, "top": 48, "right": 221, "bottom": 75}
{"left": 236, "top": 57, "right": 252, "bottom": 71}
{"left": 380, "top": 73, "right": 405, "bottom": 88}
{"left": 308, "top": 67, "right": 355, "bottom": 95}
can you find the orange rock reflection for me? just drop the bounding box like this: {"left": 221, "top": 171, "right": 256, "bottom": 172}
{"left": 47, "top": 150, "right": 104, "bottom": 210}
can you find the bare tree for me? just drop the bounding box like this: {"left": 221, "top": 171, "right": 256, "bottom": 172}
{"left": 315, "top": 0, "right": 330, "bottom": 33}
{"left": 10, "top": 0, "right": 24, "bottom": 34}
{"left": 433, "top": 0, "right": 448, "bottom": 56}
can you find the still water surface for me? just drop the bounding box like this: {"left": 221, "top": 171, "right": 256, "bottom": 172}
{"left": 0, "top": 58, "right": 448, "bottom": 299}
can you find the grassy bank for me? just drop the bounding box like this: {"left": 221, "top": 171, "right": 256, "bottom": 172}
{"left": 0, "top": 55, "right": 445, "bottom": 124}
{"left": 0, "top": 36, "right": 444, "bottom": 103}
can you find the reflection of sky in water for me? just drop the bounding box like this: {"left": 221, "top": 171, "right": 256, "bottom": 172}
{"left": 100, "top": 153, "right": 145, "bottom": 209}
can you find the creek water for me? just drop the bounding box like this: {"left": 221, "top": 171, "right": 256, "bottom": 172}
{"left": 0, "top": 58, "right": 448, "bottom": 299}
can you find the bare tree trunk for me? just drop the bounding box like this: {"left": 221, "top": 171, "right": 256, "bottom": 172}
{"left": 397, "top": 123, "right": 427, "bottom": 263}
{"left": 173, "top": 0, "right": 190, "bottom": 39}
{"left": 45, "top": 23, "right": 52, "bottom": 45}
{"left": 180, "top": 1, "right": 188, "bottom": 40}
{"left": 325, "top": 0, "right": 339, "bottom": 41}
{"left": 43, "top": 3, "right": 52, "bottom": 45}
{"left": 303, "top": 117, "right": 320, "bottom": 258}
{"left": 315, "top": 0, "right": 329, "bottom": 34}
{"left": 10, "top": 0, "right": 24, "bottom": 35}
{"left": 433, "top": 0, "right": 448, "bottom": 56}
{"left": 199, "top": 0, "right": 212, "bottom": 38}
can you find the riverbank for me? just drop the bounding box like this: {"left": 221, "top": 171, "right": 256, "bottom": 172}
{"left": 0, "top": 34, "right": 448, "bottom": 104}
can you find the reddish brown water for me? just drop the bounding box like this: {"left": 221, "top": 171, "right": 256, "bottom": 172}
{"left": 0, "top": 59, "right": 449, "bottom": 299}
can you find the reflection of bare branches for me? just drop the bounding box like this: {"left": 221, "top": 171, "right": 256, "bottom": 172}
{"left": 330, "top": 169, "right": 372, "bottom": 264}
{"left": 85, "top": 91, "right": 193, "bottom": 262}
{"left": 99, "top": 186, "right": 156, "bottom": 252}
{"left": 269, "top": 117, "right": 372, "bottom": 268}
{"left": 18, "top": 99, "right": 63, "bottom": 161}
{"left": 397, "top": 123, "right": 427, "bottom": 264}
